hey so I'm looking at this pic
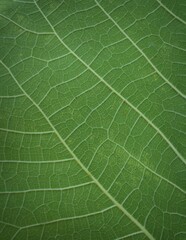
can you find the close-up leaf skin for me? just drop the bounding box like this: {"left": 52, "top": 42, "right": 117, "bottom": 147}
{"left": 0, "top": 0, "right": 186, "bottom": 240}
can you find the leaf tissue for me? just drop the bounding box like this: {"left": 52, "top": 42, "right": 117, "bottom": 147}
{"left": 0, "top": 0, "right": 186, "bottom": 239}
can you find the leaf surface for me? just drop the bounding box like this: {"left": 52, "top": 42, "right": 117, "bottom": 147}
{"left": 0, "top": 0, "right": 186, "bottom": 239}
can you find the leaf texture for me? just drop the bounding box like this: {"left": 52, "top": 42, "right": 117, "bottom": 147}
{"left": 0, "top": 0, "right": 186, "bottom": 239}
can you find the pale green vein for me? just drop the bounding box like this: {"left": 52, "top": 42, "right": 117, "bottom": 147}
{"left": 0, "top": 94, "right": 24, "bottom": 98}
{"left": 0, "top": 14, "right": 54, "bottom": 35}
{"left": 17, "top": 205, "right": 115, "bottom": 229}
{"left": 156, "top": 0, "right": 186, "bottom": 25}
{"left": 114, "top": 231, "right": 143, "bottom": 240}
{"left": 94, "top": 0, "right": 186, "bottom": 99}
{"left": 13, "top": 0, "right": 34, "bottom": 3}
{"left": 167, "top": 212, "right": 186, "bottom": 218}
{"left": 0, "top": 181, "right": 94, "bottom": 194}
{"left": 0, "top": 158, "right": 74, "bottom": 164}
{"left": 0, "top": 221, "right": 19, "bottom": 229}
{"left": 9, "top": 205, "right": 116, "bottom": 240}
{"left": 0, "top": 127, "right": 53, "bottom": 135}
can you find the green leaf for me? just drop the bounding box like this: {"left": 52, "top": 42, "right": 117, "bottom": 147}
{"left": 0, "top": 0, "right": 186, "bottom": 239}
